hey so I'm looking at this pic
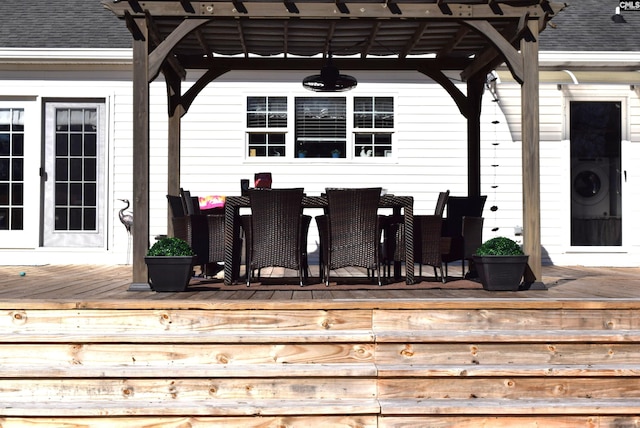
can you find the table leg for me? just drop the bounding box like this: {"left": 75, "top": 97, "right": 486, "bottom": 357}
{"left": 223, "top": 203, "right": 241, "bottom": 285}
{"left": 404, "top": 204, "right": 414, "bottom": 285}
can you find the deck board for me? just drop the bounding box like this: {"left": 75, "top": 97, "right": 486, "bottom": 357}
{"left": 1, "top": 264, "right": 640, "bottom": 309}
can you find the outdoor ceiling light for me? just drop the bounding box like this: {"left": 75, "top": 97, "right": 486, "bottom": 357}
{"left": 302, "top": 52, "right": 357, "bottom": 92}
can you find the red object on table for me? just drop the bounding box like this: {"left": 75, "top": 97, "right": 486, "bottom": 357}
{"left": 254, "top": 172, "right": 272, "bottom": 189}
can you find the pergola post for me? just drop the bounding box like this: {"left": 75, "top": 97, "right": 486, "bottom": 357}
{"left": 467, "top": 75, "right": 485, "bottom": 197}
{"left": 129, "top": 19, "right": 151, "bottom": 290}
{"left": 167, "top": 103, "right": 182, "bottom": 236}
{"left": 521, "top": 21, "right": 543, "bottom": 286}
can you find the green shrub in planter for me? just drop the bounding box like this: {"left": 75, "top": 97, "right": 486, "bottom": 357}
{"left": 472, "top": 237, "right": 527, "bottom": 291}
{"left": 475, "top": 236, "right": 524, "bottom": 256}
{"left": 145, "top": 237, "right": 196, "bottom": 292}
{"left": 147, "top": 237, "right": 195, "bottom": 257}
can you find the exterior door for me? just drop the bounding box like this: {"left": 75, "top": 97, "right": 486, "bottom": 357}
{"left": 0, "top": 101, "right": 39, "bottom": 248}
{"left": 569, "top": 101, "right": 622, "bottom": 247}
{"left": 43, "top": 102, "right": 106, "bottom": 247}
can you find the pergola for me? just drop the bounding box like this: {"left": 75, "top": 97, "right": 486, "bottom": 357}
{"left": 102, "top": 0, "right": 566, "bottom": 288}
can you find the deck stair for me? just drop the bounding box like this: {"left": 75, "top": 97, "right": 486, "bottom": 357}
{"left": 0, "top": 299, "right": 639, "bottom": 426}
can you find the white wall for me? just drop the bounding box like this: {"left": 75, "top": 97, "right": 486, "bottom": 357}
{"left": 1, "top": 64, "right": 638, "bottom": 267}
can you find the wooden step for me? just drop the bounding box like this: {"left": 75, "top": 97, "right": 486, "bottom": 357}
{"left": 0, "top": 399, "right": 381, "bottom": 417}
{"left": 0, "top": 416, "right": 379, "bottom": 428}
{"left": 380, "top": 398, "right": 640, "bottom": 415}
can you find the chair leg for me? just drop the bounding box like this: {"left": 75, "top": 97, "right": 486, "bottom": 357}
{"left": 324, "top": 264, "right": 330, "bottom": 287}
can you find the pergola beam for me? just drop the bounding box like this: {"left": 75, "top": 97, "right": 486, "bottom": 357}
{"left": 105, "top": 1, "right": 561, "bottom": 20}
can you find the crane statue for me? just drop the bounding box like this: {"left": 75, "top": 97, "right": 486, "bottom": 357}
{"left": 118, "top": 199, "right": 133, "bottom": 264}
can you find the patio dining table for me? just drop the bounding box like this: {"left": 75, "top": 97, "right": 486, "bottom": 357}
{"left": 223, "top": 194, "right": 415, "bottom": 285}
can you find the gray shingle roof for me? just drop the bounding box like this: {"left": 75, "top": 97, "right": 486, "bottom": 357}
{"left": 0, "top": 0, "right": 637, "bottom": 52}
{"left": 0, "top": 0, "right": 131, "bottom": 49}
{"left": 539, "top": 0, "right": 640, "bottom": 51}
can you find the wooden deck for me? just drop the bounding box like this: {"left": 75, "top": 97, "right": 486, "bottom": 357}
{"left": 2, "top": 264, "right": 640, "bottom": 305}
{"left": 1, "top": 264, "right": 640, "bottom": 427}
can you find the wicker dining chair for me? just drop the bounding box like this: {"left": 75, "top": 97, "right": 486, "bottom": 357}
{"left": 380, "top": 189, "right": 449, "bottom": 280}
{"left": 318, "top": 187, "right": 382, "bottom": 286}
{"left": 179, "top": 188, "right": 201, "bottom": 215}
{"left": 167, "top": 194, "right": 187, "bottom": 218}
{"left": 244, "top": 188, "right": 308, "bottom": 286}
{"left": 434, "top": 190, "right": 450, "bottom": 216}
{"left": 415, "top": 215, "right": 446, "bottom": 282}
{"left": 242, "top": 213, "right": 312, "bottom": 284}
{"left": 170, "top": 192, "right": 226, "bottom": 278}
{"left": 441, "top": 215, "right": 484, "bottom": 278}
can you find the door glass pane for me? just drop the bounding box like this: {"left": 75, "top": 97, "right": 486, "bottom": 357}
{"left": 0, "top": 108, "right": 25, "bottom": 231}
{"left": 570, "top": 101, "right": 622, "bottom": 246}
{"left": 54, "top": 108, "right": 98, "bottom": 231}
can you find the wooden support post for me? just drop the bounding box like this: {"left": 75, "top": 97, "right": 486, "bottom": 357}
{"left": 130, "top": 19, "right": 151, "bottom": 290}
{"left": 521, "top": 21, "right": 544, "bottom": 288}
{"left": 467, "top": 76, "right": 484, "bottom": 198}
{"left": 167, "top": 104, "right": 183, "bottom": 237}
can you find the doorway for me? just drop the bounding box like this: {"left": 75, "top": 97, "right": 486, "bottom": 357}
{"left": 42, "top": 101, "right": 106, "bottom": 247}
{"left": 569, "top": 101, "right": 622, "bottom": 247}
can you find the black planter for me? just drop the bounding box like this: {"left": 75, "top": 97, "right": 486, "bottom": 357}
{"left": 145, "top": 256, "right": 196, "bottom": 292}
{"left": 472, "top": 255, "right": 529, "bottom": 291}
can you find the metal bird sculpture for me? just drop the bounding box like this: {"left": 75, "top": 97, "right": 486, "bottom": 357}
{"left": 118, "top": 199, "right": 134, "bottom": 235}
{"left": 118, "top": 199, "right": 133, "bottom": 264}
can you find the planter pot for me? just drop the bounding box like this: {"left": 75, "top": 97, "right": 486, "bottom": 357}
{"left": 145, "top": 256, "right": 197, "bottom": 292}
{"left": 472, "top": 255, "right": 529, "bottom": 291}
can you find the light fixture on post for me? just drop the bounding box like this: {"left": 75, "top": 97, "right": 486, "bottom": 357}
{"left": 302, "top": 52, "right": 357, "bottom": 92}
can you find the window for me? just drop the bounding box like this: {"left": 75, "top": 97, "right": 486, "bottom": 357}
{"left": 354, "top": 97, "right": 394, "bottom": 157}
{"left": 247, "top": 96, "right": 287, "bottom": 157}
{"left": 295, "top": 97, "right": 346, "bottom": 158}
{"left": 0, "top": 108, "right": 25, "bottom": 230}
{"left": 53, "top": 108, "right": 98, "bottom": 231}
{"left": 244, "top": 95, "right": 394, "bottom": 159}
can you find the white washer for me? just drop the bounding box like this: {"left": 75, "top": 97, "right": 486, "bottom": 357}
{"left": 571, "top": 158, "right": 610, "bottom": 218}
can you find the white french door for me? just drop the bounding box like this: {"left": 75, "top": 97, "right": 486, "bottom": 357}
{"left": 43, "top": 102, "right": 106, "bottom": 247}
{"left": 0, "top": 101, "right": 39, "bottom": 248}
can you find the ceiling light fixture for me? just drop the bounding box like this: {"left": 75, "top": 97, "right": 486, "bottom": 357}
{"left": 302, "top": 52, "right": 357, "bottom": 92}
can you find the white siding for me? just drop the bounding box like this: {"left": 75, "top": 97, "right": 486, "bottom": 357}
{"left": 1, "top": 65, "right": 639, "bottom": 267}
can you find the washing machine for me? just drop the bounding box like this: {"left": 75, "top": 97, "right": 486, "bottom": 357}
{"left": 571, "top": 158, "right": 610, "bottom": 218}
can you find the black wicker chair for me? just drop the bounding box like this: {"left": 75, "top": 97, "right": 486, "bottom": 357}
{"left": 460, "top": 216, "right": 484, "bottom": 277}
{"left": 415, "top": 215, "right": 446, "bottom": 282}
{"left": 440, "top": 195, "right": 486, "bottom": 277}
{"left": 179, "top": 188, "right": 201, "bottom": 215}
{"left": 167, "top": 194, "right": 187, "bottom": 218}
{"left": 380, "top": 190, "right": 449, "bottom": 280}
{"left": 434, "top": 190, "right": 450, "bottom": 216}
{"left": 169, "top": 192, "right": 226, "bottom": 278}
{"left": 244, "top": 188, "right": 308, "bottom": 286}
{"left": 317, "top": 187, "right": 382, "bottom": 286}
